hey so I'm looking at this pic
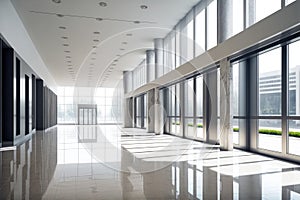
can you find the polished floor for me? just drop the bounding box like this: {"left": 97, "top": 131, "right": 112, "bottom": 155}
{"left": 1, "top": 125, "right": 300, "bottom": 200}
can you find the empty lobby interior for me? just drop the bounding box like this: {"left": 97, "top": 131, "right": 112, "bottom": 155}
{"left": 1, "top": 0, "right": 300, "bottom": 199}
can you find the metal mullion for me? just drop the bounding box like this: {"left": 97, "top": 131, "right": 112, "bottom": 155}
{"left": 282, "top": 45, "right": 288, "bottom": 154}
{"left": 193, "top": 78, "right": 197, "bottom": 138}
{"left": 205, "top": 5, "right": 208, "bottom": 51}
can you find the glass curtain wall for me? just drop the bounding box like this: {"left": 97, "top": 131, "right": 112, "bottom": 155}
{"left": 166, "top": 83, "right": 181, "bottom": 136}
{"left": 184, "top": 79, "right": 195, "bottom": 138}
{"left": 288, "top": 39, "right": 300, "bottom": 156}
{"left": 134, "top": 94, "right": 147, "bottom": 129}
{"left": 257, "top": 47, "right": 282, "bottom": 152}
{"left": 124, "top": 0, "right": 293, "bottom": 94}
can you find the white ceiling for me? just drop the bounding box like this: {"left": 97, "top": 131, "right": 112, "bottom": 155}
{"left": 11, "top": 0, "right": 200, "bottom": 87}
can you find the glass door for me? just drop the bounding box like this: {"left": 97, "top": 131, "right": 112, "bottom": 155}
{"left": 78, "top": 105, "right": 97, "bottom": 125}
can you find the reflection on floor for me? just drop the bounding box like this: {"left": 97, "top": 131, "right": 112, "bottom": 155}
{"left": 1, "top": 125, "right": 300, "bottom": 199}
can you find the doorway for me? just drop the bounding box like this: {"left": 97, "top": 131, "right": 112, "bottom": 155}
{"left": 78, "top": 104, "right": 97, "bottom": 125}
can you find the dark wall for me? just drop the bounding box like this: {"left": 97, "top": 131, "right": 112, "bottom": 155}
{"left": 0, "top": 36, "right": 57, "bottom": 147}
{"left": 0, "top": 41, "right": 2, "bottom": 147}
{"left": 2, "top": 44, "right": 14, "bottom": 146}
{"left": 36, "top": 81, "right": 57, "bottom": 131}
{"left": 36, "top": 79, "right": 44, "bottom": 131}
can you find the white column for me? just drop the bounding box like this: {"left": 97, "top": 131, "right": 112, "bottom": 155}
{"left": 123, "top": 97, "right": 133, "bottom": 128}
{"left": 147, "top": 89, "right": 155, "bottom": 133}
{"left": 154, "top": 39, "right": 164, "bottom": 79}
{"left": 219, "top": 58, "right": 233, "bottom": 151}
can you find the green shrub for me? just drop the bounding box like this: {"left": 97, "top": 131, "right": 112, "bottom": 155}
{"left": 233, "top": 127, "right": 239, "bottom": 132}
{"left": 187, "top": 123, "right": 203, "bottom": 128}
{"left": 232, "top": 127, "right": 300, "bottom": 138}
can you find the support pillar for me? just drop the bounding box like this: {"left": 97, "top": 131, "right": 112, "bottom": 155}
{"left": 147, "top": 89, "right": 155, "bottom": 133}
{"left": 217, "top": 0, "right": 233, "bottom": 43}
{"left": 219, "top": 58, "right": 233, "bottom": 151}
{"left": 123, "top": 97, "right": 133, "bottom": 128}
{"left": 146, "top": 50, "right": 155, "bottom": 83}
{"left": 154, "top": 39, "right": 164, "bottom": 79}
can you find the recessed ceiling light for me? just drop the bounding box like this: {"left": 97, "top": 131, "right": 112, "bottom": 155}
{"left": 52, "top": 0, "right": 61, "bottom": 3}
{"left": 63, "top": 44, "right": 69, "bottom": 46}
{"left": 96, "top": 18, "right": 103, "bottom": 21}
{"left": 93, "top": 31, "right": 100, "bottom": 34}
{"left": 140, "top": 5, "right": 148, "bottom": 9}
{"left": 133, "top": 21, "right": 140, "bottom": 24}
{"left": 126, "top": 33, "right": 133, "bottom": 37}
{"left": 61, "top": 36, "right": 68, "bottom": 39}
{"left": 99, "top": 2, "right": 107, "bottom": 7}
{"left": 59, "top": 26, "right": 66, "bottom": 29}
{"left": 57, "top": 14, "right": 64, "bottom": 17}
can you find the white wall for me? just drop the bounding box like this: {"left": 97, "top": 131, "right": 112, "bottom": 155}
{"left": 0, "top": 0, "right": 57, "bottom": 93}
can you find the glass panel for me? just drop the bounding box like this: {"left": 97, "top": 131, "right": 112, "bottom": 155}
{"left": 255, "top": 0, "right": 281, "bottom": 23}
{"left": 258, "top": 47, "right": 282, "bottom": 116}
{"left": 258, "top": 119, "right": 282, "bottom": 152}
{"left": 232, "top": 63, "right": 240, "bottom": 144}
{"left": 176, "top": 118, "right": 181, "bottom": 136}
{"left": 89, "top": 109, "right": 92, "bottom": 125}
{"left": 285, "top": 0, "right": 296, "bottom": 5}
{"left": 233, "top": 118, "right": 239, "bottom": 145}
{"left": 232, "top": 0, "right": 244, "bottom": 36}
{"left": 196, "top": 76, "right": 203, "bottom": 117}
{"left": 207, "top": 0, "right": 217, "bottom": 49}
{"left": 196, "top": 119, "right": 204, "bottom": 139}
{"left": 175, "top": 84, "right": 181, "bottom": 116}
{"left": 84, "top": 109, "right": 88, "bottom": 124}
{"left": 176, "top": 27, "right": 181, "bottom": 67}
{"left": 288, "top": 40, "right": 300, "bottom": 116}
{"left": 288, "top": 120, "right": 300, "bottom": 156}
{"left": 187, "top": 19, "right": 194, "bottom": 61}
{"left": 171, "top": 118, "right": 176, "bottom": 134}
{"left": 195, "top": 9, "right": 206, "bottom": 56}
{"left": 185, "top": 79, "right": 194, "bottom": 117}
{"left": 79, "top": 109, "right": 83, "bottom": 125}
{"left": 185, "top": 118, "right": 194, "bottom": 138}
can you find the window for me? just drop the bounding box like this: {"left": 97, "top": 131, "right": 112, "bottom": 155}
{"left": 232, "top": 63, "right": 240, "bottom": 144}
{"left": 195, "top": 9, "right": 206, "bottom": 56}
{"left": 196, "top": 75, "right": 204, "bottom": 139}
{"left": 258, "top": 47, "right": 282, "bottom": 152}
{"left": 185, "top": 79, "right": 195, "bottom": 138}
{"left": 288, "top": 40, "right": 300, "bottom": 156}
{"left": 285, "top": 0, "right": 296, "bottom": 6}
{"left": 232, "top": 0, "right": 244, "bottom": 36}
{"left": 255, "top": 0, "right": 281, "bottom": 23}
{"left": 207, "top": 0, "right": 217, "bottom": 49}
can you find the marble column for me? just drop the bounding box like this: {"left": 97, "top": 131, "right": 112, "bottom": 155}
{"left": 146, "top": 50, "right": 155, "bottom": 83}
{"left": 155, "top": 88, "right": 164, "bottom": 134}
{"left": 217, "top": 0, "right": 233, "bottom": 43}
{"left": 123, "top": 97, "right": 133, "bottom": 128}
{"left": 219, "top": 58, "right": 233, "bottom": 151}
{"left": 147, "top": 89, "right": 155, "bottom": 133}
{"left": 154, "top": 39, "right": 164, "bottom": 79}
